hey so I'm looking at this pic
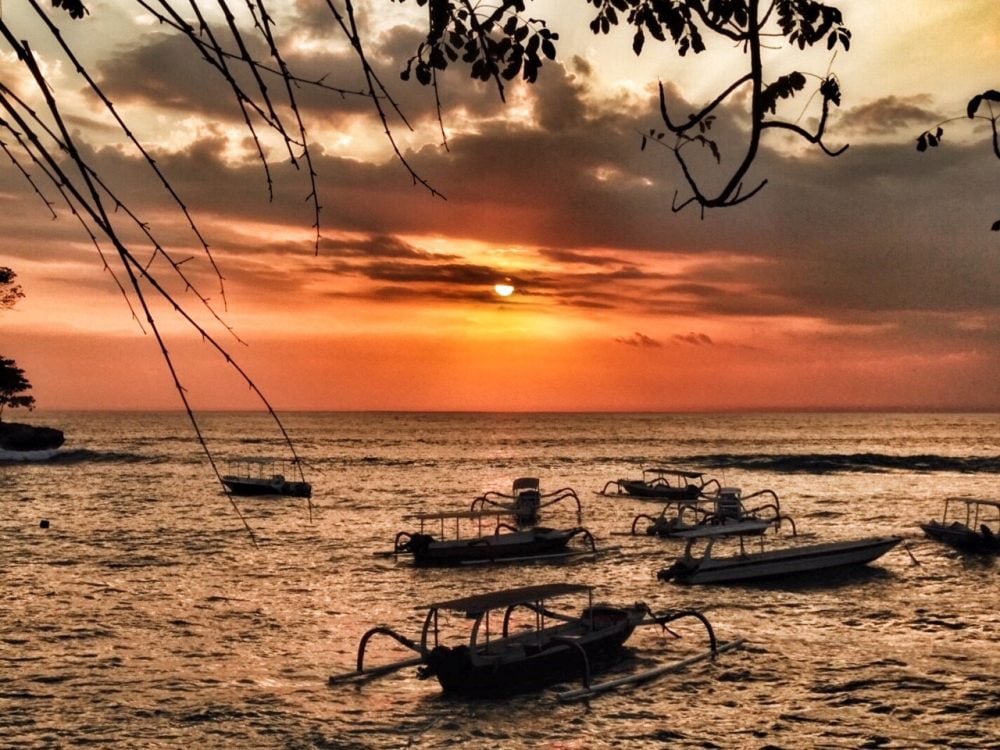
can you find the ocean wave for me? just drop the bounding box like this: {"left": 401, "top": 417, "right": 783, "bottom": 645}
{"left": 0, "top": 448, "right": 150, "bottom": 465}
{"left": 686, "top": 453, "right": 1000, "bottom": 474}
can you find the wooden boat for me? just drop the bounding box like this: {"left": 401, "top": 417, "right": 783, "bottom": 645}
{"left": 220, "top": 458, "right": 312, "bottom": 498}
{"left": 470, "top": 477, "right": 582, "bottom": 525}
{"left": 658, "top": 529, "right": 902, "bottom": 584}
{"left": 600, "top": 467, "right": 720, "bottom": 502}
{"left": 920, "top": 498, "right": 1000, "bottom": 554}
{"left": 329, "top": 583, "right": 735, "bottom": 698}
{"left": 393, "top": 510, "right": 596, "bottom": 565}
{"left": 632, "top": 487, "right": 796, "bottom": 538}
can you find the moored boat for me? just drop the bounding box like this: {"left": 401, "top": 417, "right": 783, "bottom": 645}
{"left": 920, "top": 497, "right": 1000, "bottom": 554}
{"left": 632, "top": 486, "right": 796, "bottom": 538}
{"left": 394, "top": 510, "right": 596, "bottom": 565}
{"left": 600, "top": 467, "right": 720, "bottom": 502}
{"left": 658, "top": 531, "right": 902, "bottom": 585}
{"left": 329, "top": 583, "right": 734, "bottom": 698}
{"left": 470, "top": 477, "right": 583, "bottom": 525}
{"left": 220, "top": 458, "right": 312, "bottom": 498}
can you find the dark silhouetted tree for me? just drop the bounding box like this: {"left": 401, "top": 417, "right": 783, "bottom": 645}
{"left": 0, "top": 266, "right": 24, "bottom": 309}
{"left": 0, "top": 356, "right": 35, "bottom": 421}
{"left": 917, "top": 89, "right": 1000, "bottom": 231}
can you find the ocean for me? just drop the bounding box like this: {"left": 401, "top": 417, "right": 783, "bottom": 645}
{"left": 1, "top": 411, "right": 998, "bottom": 748}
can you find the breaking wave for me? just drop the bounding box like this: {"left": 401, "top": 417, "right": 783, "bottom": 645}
{"left": 686, "top": 453, "right": 1000, "bottom": 474}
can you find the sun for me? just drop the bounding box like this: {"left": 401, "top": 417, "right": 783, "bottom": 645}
{"left": 494, "top": 283, "right": 515, "bottom": 297}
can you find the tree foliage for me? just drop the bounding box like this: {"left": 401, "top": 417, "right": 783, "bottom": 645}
{"left": 0, "top": 356, "right": 35, "bottom": 421}
{"left": 917, "top": 89, "right": 1000, "bottom": 231}
{"left": 0, "top": 0, "right": 852, "bottom": 529}
{"left": 0, "top": 266, "right": 24, "bottom": 309}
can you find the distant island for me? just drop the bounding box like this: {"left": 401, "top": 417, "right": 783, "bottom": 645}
{"left": 0, "top": 421, "right": 65, "bottom": 453}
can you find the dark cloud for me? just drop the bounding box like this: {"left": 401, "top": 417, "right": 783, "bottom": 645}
{"left": 673, "top": 332, "right": 713, "bottom": 346}
{"left": 319, "top": 234, "right": 447, "bottom": 259}
{"left": 836, "top": 95, "right": 939, "bottom": 135}
{"left": 8, "top": 21, "right": 1000, "bottom": 358}
{"left": 615, "top": 332, "right": 661, "bottom": 347}
{"left": 535, "top": 247, "right": 628, "bottom": 266}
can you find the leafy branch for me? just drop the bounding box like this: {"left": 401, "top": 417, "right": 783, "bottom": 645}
{"left": 592, "top": 0, "right": 850, "bottom": 213}
{"left": 916, "top": 89, "right": 1000, "bottom": 231}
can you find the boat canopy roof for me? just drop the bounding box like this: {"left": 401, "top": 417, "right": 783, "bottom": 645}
{"left": 644, "top": 467, "right": 704, "bottom": 478}
{"left": 944, "top": 497, "right": 1000, "bottom": 510}
{"left": 426, "top": 583, "right": 593, "bottom": 616}
{"left": 229, "top": 456, "right": 300, "bottom": 465}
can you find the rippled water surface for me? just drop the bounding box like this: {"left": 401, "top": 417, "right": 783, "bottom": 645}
{"left": 2, "top": 411, "right": 998, "bottom": 748}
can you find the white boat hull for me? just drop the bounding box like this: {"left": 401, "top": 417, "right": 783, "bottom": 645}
{"left": 663, "top": 536, "right": 902, "bottom": 584}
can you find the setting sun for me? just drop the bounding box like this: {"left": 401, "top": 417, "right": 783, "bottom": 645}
{"left": 494, "top": 283, "right": 515, "bottom": 297}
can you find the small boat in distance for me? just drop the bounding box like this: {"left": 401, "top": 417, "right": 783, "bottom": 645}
{"left": 329, "top": 583, "right": 737, "bottom": 699}
{"left": 220, "top": 458, "right": 312, "bottom": 498}
{"left": 658, "top": 528, "right": 902, "bottom": 585}
{"left": 393, "top": 509, "right": 597, "bottom": 566}
{"left": 921, "top": 498, "right": 1000, "bottom": 554}
{"left": 600, "top": 467, "right": 720, "bottom": 502}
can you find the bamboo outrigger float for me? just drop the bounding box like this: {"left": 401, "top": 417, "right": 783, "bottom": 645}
{"left": 599, "top": 467, "right": 720, "bottom": 502}
{"left": 470, "top": 477, "right": 583, "bottom": 526}
{"left": 632, "top": 487, "right": 797, "bottom": 538}
{"left": 328, "top": 583, "right": 739, "bottom": 699}
{"left": 393, "top": 509, "right": 599, "bottom": 566}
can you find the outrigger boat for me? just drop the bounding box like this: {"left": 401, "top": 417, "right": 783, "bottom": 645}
{"left": 631, "top": 487, "right": 796, "bottom": 538}
{"left": 921, "top": 498, "right": 1000, "bottom": 554}
{"left": 393, "top": 509, "right": 597, "bottom": 566}
{"left": 470, "top": 477, "right": 583, "bottom": 526}
{"left": 328, "top": 583, "right": 741, "bottom": 699}
{"left": 600, "top": 467, "right": 720, "bottom": 502}
{"left": 658, "top": 527, "right": 902, "bottom": 585}
{"left": 220, "top": 458, "right": 312, "bottom": 498}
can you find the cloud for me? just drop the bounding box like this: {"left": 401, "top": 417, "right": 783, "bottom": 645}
{"left": 673, "top": 332, "right": 714, "bottom": 346}
{"left": 615, "top": 331, "right": 661, "bottom": 347}
{"left": 836, "top": 95, "right": 939, "bottom": 136}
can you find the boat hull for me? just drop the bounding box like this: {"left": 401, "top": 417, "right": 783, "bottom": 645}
{"left": 663, "top": 536, "right": 902, "bottom": 584}
{"left": 920, "top": 521, "right": 1000, "bottom": 554}
{"left": 221, "top": 477, "right": 312, "bottom": 498}
{"left": 424, "top": 607, "right": 642, "bottom": 696}
{"left": 408, "top": 529, "right": 577, "bottom": 566}
{"left": 620, "top": 481, "right": 702, "bottom": 501}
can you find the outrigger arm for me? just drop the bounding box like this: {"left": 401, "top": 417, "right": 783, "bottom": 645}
{"left": 327, "top": 625, "right": 424, "bottom": 685}
{"left": 555, "top": 605, "right": 739, "bottom": 703}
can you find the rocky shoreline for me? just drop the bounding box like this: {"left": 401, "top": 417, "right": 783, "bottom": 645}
{"left": 0, "top": 421, "right": 65, "bottom": 452}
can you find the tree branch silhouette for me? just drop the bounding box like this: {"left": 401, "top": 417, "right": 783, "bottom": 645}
{"left": 917, "top": 89, "right": 1000, "bottom": 231}
{"left": 0, "top": 0, "right": 855, "bottom": 534}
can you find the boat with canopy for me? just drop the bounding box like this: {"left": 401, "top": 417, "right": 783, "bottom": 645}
{"left": 631, "top": 486, "right": 796, "bottom": 538}
{"left": 599, "top": 467, "right": 720, "bottom": 501}
{"left": 920, "top": 498, "right": 1000, "bottom": 554}
{"left": 393, "top": 509, "right": 598, "bottom": 566}
{"left": 220, "top": 457, "right": 311, "bottom": 498}
{"left": 328, "top": 583, "right": 740, "bottom": 699}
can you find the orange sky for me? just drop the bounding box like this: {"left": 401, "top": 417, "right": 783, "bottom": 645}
{"left": 2, "top": 1, "right": 1000, "bottom": 411}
